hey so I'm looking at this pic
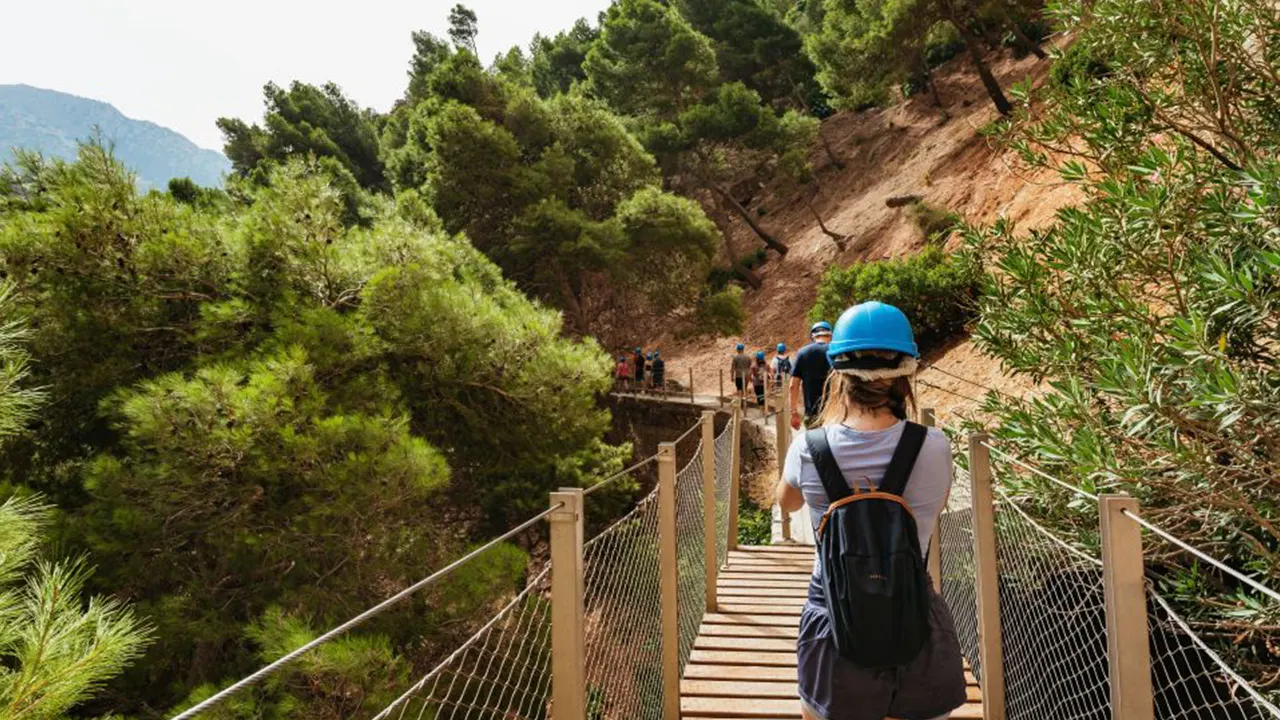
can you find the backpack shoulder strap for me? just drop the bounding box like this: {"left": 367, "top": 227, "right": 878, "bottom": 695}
{"left": 805, "top": 428, "right": 851, "bottom": 502}
{"left": 879, "top": 421, "right": 928, "bottom": 497}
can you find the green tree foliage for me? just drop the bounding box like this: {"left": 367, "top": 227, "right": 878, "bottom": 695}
{"left": 807, "top": 0, "right": 1017, "bottom": 113}
{"left": 584, "top": 0, "right": 720, "bottom": 119}
{"left": 531, "top": 19, "right": 599, "bottom": 98}
{"left": 0, "top": 284, "right": 43, "bottom": 440}
{"left": 676, "top": 0, "right": 822, "bottom": 111}
{"left": 810, "top": 246, "right": 978, "bottom": 352}
{"left": 0, "top": 495, "right": 151, "bottom": 720}
{"left": 587, "top": 0, "right": 817, "bottom": 258}
{"left": 0, "top": 146, "right": 626, "bottom": 715}
{"left": 406, "top": 31, "right": 453, "bottom": 102}
{"left": 447, "top": 4, "right": 479, "bottom": 55}
{"left": 390, "top": 82, "right": 719, "bottom": 342}
{"left": 217, "top": 81, "right": 388, "bottom": 192}
{"left": 971, "top": 0, "right": 1280, "bottom": 683}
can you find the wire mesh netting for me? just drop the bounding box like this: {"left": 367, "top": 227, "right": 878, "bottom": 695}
{"left": 1148, "top": 584, "right": 1280, "bottom": 720}
{"left": 675, "top": 442, "right": 707, "bottom": 670}
{"left": 378, "top": 567, "right": 554, "bottom": 720}
{"left": 992, "top": 486, "right": 1111, "bottom": 720}
{"left": 580, "top": 483, "right": 663, "bottom": 719}
{"left": 938, "top": 463, "right": 981, "bottom": 678}
{"left": 714, "top": 417, "right": 734, "bottom": 569}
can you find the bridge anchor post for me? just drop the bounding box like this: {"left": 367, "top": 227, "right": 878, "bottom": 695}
{"left": 1100, "top": 495, "right": 1155, "bottom": 720}
{"left": 774, "top": 390, "right": 791, "bottom": 542}
{"left": 726, "top": 401, "right": 743, "bottom": 554}
{"left": 921, "top": 409, "right": 942, "bottom": 592}
{"left": 658, "top": 443, "right": 680, "bottom": 720}
{"left": 970, "top": 433, "right": 1006, "bottom": 720}
{"left": 549, "top": 488, "right": 585, "bottom": 720}
{"left": 702, "top": 411, "right": 718, "bottom": 612}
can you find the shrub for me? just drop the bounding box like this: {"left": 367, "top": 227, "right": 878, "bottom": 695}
{"left": 1049, "top": 42, "right": 1112, "bottom": 91}
{"left": 809, "top": 246, "right": 979, "bottom": 352}
{"left": 683, "top": 285, "right": 746, "bottom": 339}
{"left": 737, "top": 495, "right": 772, "bottom": 545}
{"left": 906, "top": 201, "right": 960, "bottom": 244}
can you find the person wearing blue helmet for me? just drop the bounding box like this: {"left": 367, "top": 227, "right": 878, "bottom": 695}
{"left": 730, "top": 343, "right": 751, "bottom": 402}
{"left": 770, "top": 342, "right": 792, "bottom": 389}
{"left": 775, "top": 302, "right": 964, "bottom": 720}
{"left": 789, "top": 321, "right": 834, "bottom": 430}
{"left": 650, "top": 350, "right": 665, "bottom": 391}
{"left": 614, "top": 354, "right": 631, "bottom": 391}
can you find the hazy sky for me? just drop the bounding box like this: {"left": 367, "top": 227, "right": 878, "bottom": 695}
{"left": 1, "top": 0, "right": 610, "bottom": 151}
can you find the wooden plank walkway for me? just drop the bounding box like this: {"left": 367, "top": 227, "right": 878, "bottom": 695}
{"left": 681, "top": 544, "right": 984, "bottom": 719}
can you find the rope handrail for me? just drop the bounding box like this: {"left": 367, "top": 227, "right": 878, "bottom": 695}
{"left": 1119, "top": 507, "right": 1280, "bottom": 604}
{"left": 918, "top": 378, "right": 987, "bottom": 406}
{"left": 584, "top": 454, "right": 659, "bottom": 496}
{"left": 980, "top": 440, "right": 1100, "bottom": 502}
{"left": 921, "top": 361, "right": 1012, "bottom": 399}
{"left": 169, "top": 502, "right": 565, "bottom": 720}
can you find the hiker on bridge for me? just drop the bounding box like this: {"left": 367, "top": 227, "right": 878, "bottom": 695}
{"left": 750, "top": 350, "right": 768, "bottom": 406}
{"left": 771, "top": 342, "right": 792, "bottom": 390}
{"left": 650, "top": 350, "right": 665, "bottom": 390}
{"left": 789, "top": 321, "right": 834, "bottom": 430}
{"left": 615, "top": 355, "right": 631, "bottom": 390}
{"left": 730, "top": 343, "right": 752, "bottom": 402}
{"left": 632, "top": 346, "right": 646, "bottom": 388}
{"left": 775, "top": 302, "right": 966, "bottom": 720}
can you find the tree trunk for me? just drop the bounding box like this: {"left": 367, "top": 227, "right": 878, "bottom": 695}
{"left": 708, "top": 181, "right": 790, "bottom": 256}
{"left": 817, "top": 126, "right": 845, "bottom": 170}
{"left": 807, "top": 198, "right": 847, "bottom": 250}
{"left": 1008, "top": 21, "right": 1047, "bottom": 59}
{"left": 927, "top": 71, "right": 946, "bottom": 108}
{"left": 731, "top": 255, "right": 764, "bottom": 289}
{"left": 942, "top": 1, "right": 1013, "bottom": 116}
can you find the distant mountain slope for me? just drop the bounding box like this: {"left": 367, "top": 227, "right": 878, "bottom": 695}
{"left": 0, "top": 84, "right": 230, "bottom": 190}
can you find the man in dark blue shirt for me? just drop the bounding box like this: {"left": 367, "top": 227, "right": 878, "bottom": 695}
{"left": 789, "top": 321, "right": 833, "bottom": 429}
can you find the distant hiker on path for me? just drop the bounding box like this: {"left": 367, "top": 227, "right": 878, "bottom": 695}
{"left": 633, "top": 347, "right": 646, "bottom": 388}
{"left": 771, "top": 343, "right": 792, "bottom": 389}
{"left": 730, "top": 343, "right": 752, "bottom": 402}
{"left": 790, "top": 321, "right": 833, "bottom": 430}
{"left": 615, "top": 355, "right": 630, "bottom": 390}
{"left": 751, "top": 351, "right": 768, "bottom": 406}
{"left": 651, "top": 350, "right": 665, "bottom": 391}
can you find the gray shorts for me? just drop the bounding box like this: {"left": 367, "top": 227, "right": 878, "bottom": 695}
{"left": 796, "top": 588, "right": 967, "bottom": 720}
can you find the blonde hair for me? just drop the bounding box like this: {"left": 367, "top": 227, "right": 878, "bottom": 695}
{"left": 818, "top": 371, "right": 916, "bottom": 425}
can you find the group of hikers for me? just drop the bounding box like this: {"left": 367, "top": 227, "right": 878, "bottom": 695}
{"left": 727, "top": 319, "right": 835, "bottom": 431}
{"left": 613, "top": 347, "right": 665, "bottom": 392}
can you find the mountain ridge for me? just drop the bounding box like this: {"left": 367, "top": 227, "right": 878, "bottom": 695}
{"left": 0, "top": 83, "right": 230, "bottom": 190}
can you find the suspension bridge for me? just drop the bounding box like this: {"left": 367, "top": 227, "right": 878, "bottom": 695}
{"left": 173, "top": 379, "right": 1280, "bottom": 720}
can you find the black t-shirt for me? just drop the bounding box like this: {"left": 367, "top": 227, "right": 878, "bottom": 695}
{"left": 633, "top": 352, "right": 646, "bottom": 380}
{"left": 791, "top": 342, "right": 832, "bottom": 418}
{"left": 652, "top": 358, "right": 665, "bottom": 378}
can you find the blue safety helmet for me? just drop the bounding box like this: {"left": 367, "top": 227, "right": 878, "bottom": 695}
{"left": 736, "top": 343, "right": 745, "bottom": 351}
{"left": 653, "top": 350, "right": 660, "bottom": 358}
{"left": 810, "top": 321, "right": 833, "bottom": 337}
{"left": 756, "top": 351, "right": 766, "bottom": 361}
{"left": 776, "top": 343, "right": 787, "bottom": 353}
{"left": 647, "top": 352, "right": 653, "bottom": 360}
{"left": 827, "top": 302, "right": 919, "bottom": 362}
{"left": 635, "top": 347, "right": 642, "bottom": 353}
{"left": 618, "top": 355, "right": 626, "bottom": 361}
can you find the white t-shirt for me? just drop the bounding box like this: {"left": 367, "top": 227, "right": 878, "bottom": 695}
{"left": 783, "top": 421, "right": 953, "bottom": 574}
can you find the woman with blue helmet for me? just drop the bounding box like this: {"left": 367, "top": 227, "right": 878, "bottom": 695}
{"left": 775, "top": 302, "right": 966, "bottom": 720}
{"left": 750, "top": 350, "right": 768, "bottom": 406}
{"left": 770, "top": 342, "right": 792, "bottom": 389}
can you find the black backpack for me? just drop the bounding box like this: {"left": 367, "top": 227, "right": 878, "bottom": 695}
{"left": 807, "top": 422, "right": 932, "bottom": 668}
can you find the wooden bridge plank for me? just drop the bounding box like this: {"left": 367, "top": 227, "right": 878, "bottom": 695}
{"left": 689, "top": 650, "right": 798, "bottom": 666}
{"left": 703, "top": 613, "right": 801, "bottom": 626}
{"left": 695, "top": 636, "right": 796, "bottom": 652}
{"left": 681, "top": 696, "right": 801, "bottom": 717}
{"left": 681, "top": 679, "right": 799, "bottom": 698}
{"left": 683, "top": 664, "right": 797, "bottom": 681}
{"left": 718, "top": 586, "right": 809, "bottom": 598}
{"left": 698, "top": 622, "right": 798, "bottom": 638}
{"left": 718, "top": 578, "right": 811, "bottom": 589}
{"left": 733, "top": 545, "right": 814, "bottom": 555}
{"left": 716, "top": 603, "right": 803, "bottom": 615}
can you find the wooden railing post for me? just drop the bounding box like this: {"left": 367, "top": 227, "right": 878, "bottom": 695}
{"left": 689, "top": 367, "right": 695, "bottom": 404}
{"left": 719, "top": 368, "right": 725, "bottom": 407}
{"left": 549, "top": 488, "right": 585, "bottom": 720}
{"left": 969, "top": 433, "right": 1006, "bottom": 720}
{"left": 726, "top": 401, "right": 743, "bottom": 553}
{"left": 1100, "top": 495, "right": 1155, "bottom": 720}
{"left": 775, "top": 391, "right": 791, "bottom": 542}
{"left": 701, "top": 411, "right": 718, "bottom": 612}
{"left": 658, "top": 443, "right": 680, "bottom": 720}
{"left": 921, "top": 408, "right": 942, "bottom": 593}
